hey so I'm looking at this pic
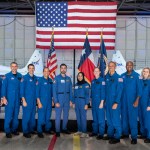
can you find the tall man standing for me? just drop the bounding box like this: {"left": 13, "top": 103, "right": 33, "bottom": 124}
{"left": 53, "top": 64, "right": 73, "bottom": 137}
{"left": 20, "top": 64, "right": 37, "bottom": 138}
{"left": 104, "top": 61, "right": 123, "bottom": 144}
{"left": 121, "top": 61, "right": 142, "bottom": 144}
{"left": 1, "top": 62, "right": 22, "bottom": 138}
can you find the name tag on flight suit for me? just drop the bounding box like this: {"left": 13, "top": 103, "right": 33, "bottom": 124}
{"left": 75, "top": 86, "right": 78, "bottom": 89}
{"left": 61, "top": 80, "right": 65, "bottom": 83}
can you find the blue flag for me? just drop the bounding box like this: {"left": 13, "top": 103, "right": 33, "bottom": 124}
{"left": 97, "top": 33, "right": 108, "bottom": 78}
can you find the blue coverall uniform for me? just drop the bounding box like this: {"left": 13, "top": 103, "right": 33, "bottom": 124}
{"left": 121, "top": 70, "right": 142, "bottom": 140}
{"left": 91, "top": 77, "right": 105, "bottom": 136}
{"left": 73, "top": 82, "right": 90, "bottom": 133}
{"left": 36, "top": 77, "right": 53, "bottom": 133}
{"left": 0, "top": 77, "right": 2, "bottom": 99}
{"left": 1, "top": 72, "right": 22, "bottom": 134}
{"left": 53, "top": 74, "right": 72, "bottom": 133}
{"left": 105, "top": 72, "right": 123, "bottom": 140}
{"left": 20, "top": 73, "right": 37, "bottom": 134}
{"left": 138, "top": 79, "right": 150, "bottom": 138}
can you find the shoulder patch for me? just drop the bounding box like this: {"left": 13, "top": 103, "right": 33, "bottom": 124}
{"left": 118, "top": 78, "right": 123, "bottom": 82}
{"left": 85, "top": 85, "right": 89, "bottom": 88}
{"left": 2, "top": 76, "right": 6, "bottom": 80}
{"left": 53, "top": 80, "right": 56, "bottom": 83}
{"left": 36, "top": 81, "right": 38, "bottom": 85}
{"left": 102, "top": 81, "right": 105, "bottom": 85}
{"left": 139, "top": 76, "right": 143, "bottom": 79}
{"left": 21, "top": 78, "right": 24, "bottom": 82}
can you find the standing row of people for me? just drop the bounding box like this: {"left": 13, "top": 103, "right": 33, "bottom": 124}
{"left": 0, "top": 61, "right": 150, "bottom": 146}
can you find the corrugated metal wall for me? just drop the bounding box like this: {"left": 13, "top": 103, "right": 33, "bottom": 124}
{"left": 0, "top": 15, "right": 150, "bottom": 81}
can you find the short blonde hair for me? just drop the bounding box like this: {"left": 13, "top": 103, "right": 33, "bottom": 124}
{"left": 141, "top": 67, "right": 150, "bottom": 79}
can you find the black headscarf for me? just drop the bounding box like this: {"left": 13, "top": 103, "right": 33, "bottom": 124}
{"left": 77, "top": 72, "right": 87, "bottom": 85}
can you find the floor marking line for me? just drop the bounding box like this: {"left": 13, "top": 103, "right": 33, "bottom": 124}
{"left": 73, "top": 135, "right": 80, "bottom": 150}
{"left": 48, "top": 135, "right": 57, "bottom": 150}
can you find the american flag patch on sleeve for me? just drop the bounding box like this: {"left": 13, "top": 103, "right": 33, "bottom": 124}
{"left": 118, "top": 78, "right": 123, "bottom": 82}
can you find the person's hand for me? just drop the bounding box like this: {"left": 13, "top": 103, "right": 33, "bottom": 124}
{"left": 147, "top": 107, "right": 150, "bottom": 111}
{"left": 133, "top": 100, "right": 139, "bottom": 107}
{"left": 112, "top": 103, "right": 118, "bottom": 110}
{"left": 84, "top": 105, "right": 88, "bottom": 110}
{"left": 70, "top": 101, "right": 73, "bottom": 107}
{"left": 99, "top": 100, "right": 104, "bottom": 109}
{"left": 52, "top": 101, "right": 54, "bottom": 107}
{"left": 3, "top": 97, "right": 8, "bottom": 105}
{"left": 22, "top": 98, "right": 27, "bottom": 107}
{"left": 38, "top": 102, "right": 42, "bottom": 109}
{"left": 55, "top": 103, "right": 60, "bottom": 108}
{"left": 72, "top": 104, "right": 75, "bottom": 109}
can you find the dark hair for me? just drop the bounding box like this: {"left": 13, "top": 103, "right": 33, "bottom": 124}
{"left": 28, "top": 64, "right": 35, "bottom": 69}
{"left": 10, "top": 62, "right": 18, "bottom": 66}
{"left": 126, "top": 61, "right": 134, "bottom": 66}
{"left": 43, "top": 67, "right": 49, "bottom": 72}
{"left": 77, "top": 72, "right": 86, "bottom": 85}
{"left": 60, "top": 63, "right": 67, "bottom": 68}
{"left": 109, "top": 61, "right": 116, "bottom": 66}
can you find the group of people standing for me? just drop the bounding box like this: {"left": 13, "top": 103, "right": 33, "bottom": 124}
{"left": 0, "top": 61, "right": 150, "bottom": 145}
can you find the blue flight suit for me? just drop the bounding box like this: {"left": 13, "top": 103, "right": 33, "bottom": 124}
{"left": 20, "top": 73, "right": 37, "bottom": 134}
{"left": 53, "top": 74, "right": 72, "bottom": 132}
{"left": 138, "top": 79, "right": 150, "bottom": 138}
{"left": 0, "top": 77, "right": 2, "bottom": 99}
{"left": 1, "top": 72, "right": 22, "bottom": 134}
{"left": 91, "top": 77, "right": 105, "bottom": 136}
{"left": 73, "top": 82, "right": 90, "bottom": 133}
{"left": 105, "top": 72, "right": 123, "bottom": 140}
{"left": 121, "top": 70, "right": 142, "bottom": 140}
{"left": 36, "top": 77, "right": 53, "bottom": 133}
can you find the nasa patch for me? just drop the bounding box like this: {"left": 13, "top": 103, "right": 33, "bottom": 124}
{"left": 53, "top": 80, "right": 56, "bottom": 83}
{"left": 139, "top": 76, "right": 143, "bottom": 79}
{"left": 21, "top": 78, "right": 24, "bottom": 82}
{"left": 85, "top": 85, "right": 89, "bottom": 88}
{"left": 118, "top": 78, "right": 123, "bottom": 82}
{"left": 36, "top": 81, "right": 38, "bottom": 85}
{"left": 102, "top": 81, "right": 105, "bottom": 85}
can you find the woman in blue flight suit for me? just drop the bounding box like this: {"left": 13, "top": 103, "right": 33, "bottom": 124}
{"left": 73, "top": 72, "right": 90, "bottom": 138}
{"left": 138, "top": 67, "right": 150, "bottom": 143}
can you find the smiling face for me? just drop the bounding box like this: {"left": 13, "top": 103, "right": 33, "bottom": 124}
{"left": 28, "top": 65, "right": 35, "bottom": 75}
{"left": 94, "top": 68, "right": 100, "bottom": 79}
{"left": 108, "top": 62, "right": 116, "bottom": 74}
{"left": 142, "top": 68, "right": 150, "bottom": 79}
{"left": 43, "top": 68, "right": 49, "bottom": 78}
{"left": 126, "top": 61, "right": 134, "bottom": 73}
{"left": 10, "top": 63, "right": 18, "bottom": 74}
{"left": 77, "top": 73, "right": 83, "bottom": 81}
{"left": 60, "top": 65, "right": 67, "bottom": 75}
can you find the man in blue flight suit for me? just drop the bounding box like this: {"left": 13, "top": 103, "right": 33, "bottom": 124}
{"left": 0, "top": 76, "right": 2, "bottom": 101}
{"left": 36, "top": 67, "right": 53, "bottom": 138}
{"left": 121, "top": 61, "right": 142, "bottom": 144}
{"left": 53, "top": 64, "right": 73, "bottom": 137}
{"left": 20, "top": 64, "right": 37, "bottom": 138}
{"left": 1, "top": 62, "right": 22, "bottom": 138}
{"left": 89, "top": 67, "right": 106, "bottom": 140}
{"left": 104, "top": 61, "right": 123, "bottom": 144}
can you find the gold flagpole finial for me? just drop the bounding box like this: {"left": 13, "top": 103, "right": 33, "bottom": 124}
{"left": 86, "top": 28, "right": 88, "bottom": 37}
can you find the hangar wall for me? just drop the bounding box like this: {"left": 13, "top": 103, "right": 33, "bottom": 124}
{"left": 0, "top": 15, "right": 150, "bottom": 80}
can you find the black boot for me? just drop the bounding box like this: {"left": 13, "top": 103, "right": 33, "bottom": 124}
{"left": 138, "top": 135, "right": 146, "bottom": 139}
{"left": 38, "top": 133, "right": 44, "bottom": 138}
{"left": 45, "top": 130, "right": 54, "bottom": 135}
{"left": 109, "top": 138, "right": 120, "bottom": 144}
{"left": 121, "top": 135, "right": 129, "bottom": 139}
{"left": 131, "top": 139, "right": 137, "bottom": 144}
{"left": 6, "top": 133, "right": 12, "bottom": 138}
{"left": 23, "top": 133, "right": 31, "bottom": 138}
{"left": 96, "top": 135, "right": 103, "bottom": 140}
{"left": 103, "top": 136, "right": 111, "bottom": 140}
{"left": 56, "top": 132, "right": 60, "bottom": 137}
{"left": 144, "top": 138, "right": 150, "bottom": 143}
{"left": 89, "top": 133, "right": 97, "bottom": 137}
{"left": 62, "top": 130, "right": 71, "bottom": 134}
{"left": 12, "top": 131, "right": 19, "bottom": 136}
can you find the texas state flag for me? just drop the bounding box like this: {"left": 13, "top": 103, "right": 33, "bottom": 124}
{"left": 78, "top": 34, "right": 95, "bottom": 84}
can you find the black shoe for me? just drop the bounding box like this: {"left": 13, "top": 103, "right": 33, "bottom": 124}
{"left": 38, "top": 133, "right": 44, "bottom": 138}
{"left": 103, "top": 136, "right": 111, "bottom": 140}
{"left": 144, "top": 138, "right": 150, "bottom": 143}
{"left": 89, "top": 133, "right": 97, "bottom": 137}
{"left": 96, "top": 135, "right": 103, "bottom": 140}
{"left": 138, "top": 135, "right": 146, "bottom": 139}
{"left": 131, "top": 139, "right": 137, "bottom": 144}
{"left": 23, "top": 133, "right": 31, "bottom": 138}
{"left": 6, "top": 133, "right": 12, "bottom": 138}
{"left": 30, "top": 131, "right": 37, "bottom": 135}
{"left": 12, "top": 131, "right": 19, "bottom": 136}
{"left": 121, "top": 135, "right": 129, "bottom": 139}
{"left": 109, "top": 138, "right": 120, "bottom": 144}
{"left": 45, "top": 130, "right": 54, "bottom": 135}
{"left": 62, "top": 130, "right": 71, "bottom": 134}
{"left": 56, "top": 132, "right": 60, "bottom": 137}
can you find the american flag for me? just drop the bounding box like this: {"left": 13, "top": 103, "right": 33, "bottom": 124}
{"left": 36, "top": 2, "right": 117, "bottom": 50}
{"left": 47, "top": 30, "right": 57, "bottom": 80}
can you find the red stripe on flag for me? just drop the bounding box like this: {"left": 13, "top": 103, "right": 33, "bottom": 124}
{"left": 68, "top": 9, "right": 117, "bottom": 13}
{"left": 68, "top": 2, "right": 117, "bottom": 5}
{"left": 67, "top": 24, "right": 116, "bottom": 28}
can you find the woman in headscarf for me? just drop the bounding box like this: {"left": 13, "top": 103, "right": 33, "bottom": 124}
{"left": 73, "top": 72, "right": 90, "bottom": 138}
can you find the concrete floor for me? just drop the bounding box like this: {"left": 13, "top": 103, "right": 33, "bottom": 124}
{"left": 0, "top": 133, "right": 150, "bottom": 150}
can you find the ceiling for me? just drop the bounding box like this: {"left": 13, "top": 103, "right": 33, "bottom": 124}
{"left": 0, "top": 0, "right": 150, "bottom": 15}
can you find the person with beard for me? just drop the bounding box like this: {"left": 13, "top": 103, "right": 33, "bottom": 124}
{"left": 73, "top": 72, "right": 90, "bottom": 138}
{"left": 53, "top": 64, "right": 73, "bottom": 137}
